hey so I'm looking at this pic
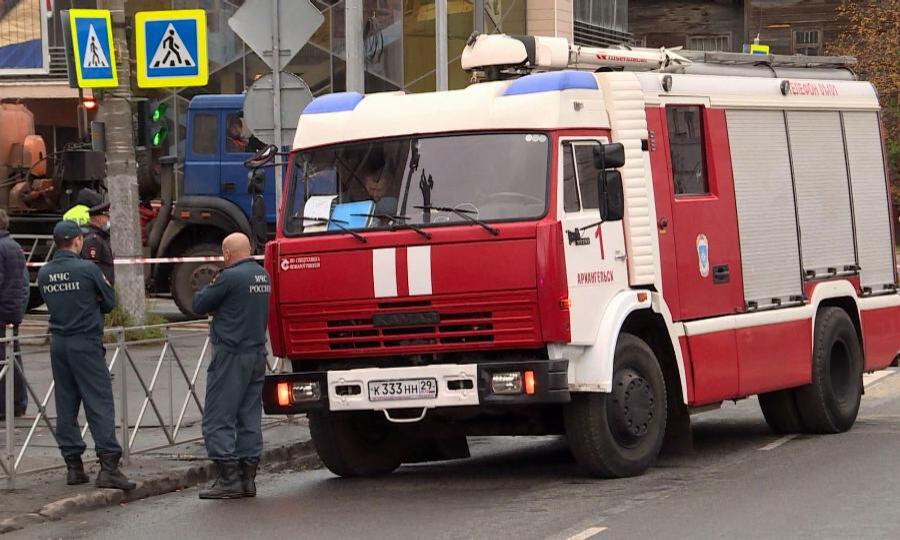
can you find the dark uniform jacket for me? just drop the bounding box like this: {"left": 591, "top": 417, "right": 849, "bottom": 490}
{"left": 192, "top": 258, "right": 270, "bottom": 353}
{"left": 37, "top": 250, "right": 115, "bottom": 336}
{"left": 82, "top": 224, "right": 115, "bottom": 286}
{"left": 0, "top": 231, "right": 26, "bottom": 325}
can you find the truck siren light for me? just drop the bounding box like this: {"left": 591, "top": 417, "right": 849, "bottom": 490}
{"left": 503, "top": 70, "right": 597, "bottom": 96}
{"left": 303, "top": 92, "right": 364, "bottom": 115}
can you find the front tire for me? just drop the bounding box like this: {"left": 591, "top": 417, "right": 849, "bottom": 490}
{"left": 171, "top": 243, "right": 222, "bottom": 318}
{"left": 758, "top": 389, "right": 804, "bottom": 434}
{"left": 794, "top": 307, "right": 863, "bottom": 434}
{"left": 309, "top": 411, "right": 404, "bottom": 477}
{"left": 565, "top": 333, "right": 667, "bottom": 478}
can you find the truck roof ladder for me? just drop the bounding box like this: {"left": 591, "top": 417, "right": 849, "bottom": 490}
{"left": 461, "top": 34, "right": 858, "bottom": 82}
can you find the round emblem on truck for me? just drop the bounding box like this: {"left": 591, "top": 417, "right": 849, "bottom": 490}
{"left": 696, "top": 234, "right": 710, "bottom": 278}
{"left": 280, "top": 258, "right": 290, "bottom": 272}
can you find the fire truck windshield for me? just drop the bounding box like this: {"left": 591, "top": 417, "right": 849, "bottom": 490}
{"left": 283, "top": 132, "right": 549, "bottom": 235}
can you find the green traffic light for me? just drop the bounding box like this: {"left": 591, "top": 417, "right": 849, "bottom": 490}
{"left": 151, "top": 102, "right": 168, "bottom": 122}
{"left": 152, "top": 126, "right": 168, "bottom": 147}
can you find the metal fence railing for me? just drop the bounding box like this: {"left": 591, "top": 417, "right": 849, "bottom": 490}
{"left": 1, "top": 322, "right": 285, "bottom": 490}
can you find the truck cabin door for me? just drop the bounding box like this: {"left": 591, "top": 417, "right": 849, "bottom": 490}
{"left": 657, "top": 103, "right": 744, "bottom": 321}
{"left": 184, "top": 111, "right": 221, "bottom": 196}
{"left": 220, "top": 111, "right": 262, "bottom": 219}
{"left": 558, "top": 137, "right": 629, "bottom": 345}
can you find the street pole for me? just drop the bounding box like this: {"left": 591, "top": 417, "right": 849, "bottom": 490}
{"left": 271, "top": 0, "right": 283, "bottom": 219}
{"left": 436, "top": 0, "right": 448, "bottom": 91}
{"left": 474, "top": 0, "right": 484, "bottom": 34}
{"left": 96, "top": 0, "right": 146, "bottom": 324}
{"left": 345, "top": 0, "right": 364, "bottom": 93}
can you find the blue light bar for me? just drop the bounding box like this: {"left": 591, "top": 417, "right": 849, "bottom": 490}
{"left": 503, "top": 71, "right": 598, "bottom": 96}
{"left": 302, "top": 92, "right": 364, "bottom": 115}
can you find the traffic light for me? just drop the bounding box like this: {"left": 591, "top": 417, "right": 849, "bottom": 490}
{"left": 136, "top": 100, "right": 169, "bottom": 148}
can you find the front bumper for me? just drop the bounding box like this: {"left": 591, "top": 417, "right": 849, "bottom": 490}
{"left": 263, "top": 359, "right": 569, "bottom": 415}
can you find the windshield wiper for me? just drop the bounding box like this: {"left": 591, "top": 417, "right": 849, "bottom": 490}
{"left": 352, "top": 213, "right": 432, "bottom": 240}
{"left": 295, "top": 215, "right": 367, "bottom": 243}
{"left": 413, "top": 205, "right": 499, "bottom": 236}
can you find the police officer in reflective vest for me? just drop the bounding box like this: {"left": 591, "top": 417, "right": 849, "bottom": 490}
{"left": 37, "top": 221, "right": 135, "bottom": 490}
{"left": 193, "top": 233, "right": 270, "bottom": 499}
{"left": 77, "top": 188, "right": 115, "bottom": 285}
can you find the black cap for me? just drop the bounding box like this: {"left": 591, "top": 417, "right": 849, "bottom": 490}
{"left": 53, "top": 220, "right": 83, "bottom": 242}
{"left": 76, "top": 188, "right": 111, "bottom": 215}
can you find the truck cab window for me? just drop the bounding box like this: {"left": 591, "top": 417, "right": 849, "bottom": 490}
{"left": 225, "top": 113, "right": 250, "bottom": 153}
{"left": 191, "top": 114, "right": 217, "bottom": 155}
{"left": 666, "top": 106, "right": 709, "bottom": 196}
{"left": 562, "top": 142, "right": 602, "bottom": 212}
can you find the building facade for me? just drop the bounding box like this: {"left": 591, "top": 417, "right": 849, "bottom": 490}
{"left": 629, "top": 0, "right": 847, "bottom": 55}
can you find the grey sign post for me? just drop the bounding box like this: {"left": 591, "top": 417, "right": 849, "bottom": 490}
{"left": 243, "top": 72, "right": 313, "bottom": 148}
{"left": 229, "top": 0, "right": 324, "bottom": 219}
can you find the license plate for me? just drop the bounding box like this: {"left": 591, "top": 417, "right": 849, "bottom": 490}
{"left": 368, "top": 378, "right": 438, "bottom": 402}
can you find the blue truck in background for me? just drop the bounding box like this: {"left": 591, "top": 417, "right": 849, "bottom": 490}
{"left": 147, "top": 94, "right": 277, "bottom": 316}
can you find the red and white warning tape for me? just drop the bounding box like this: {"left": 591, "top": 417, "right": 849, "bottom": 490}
{"left": 26, "top": 255, "right": 264, "bottom": 268}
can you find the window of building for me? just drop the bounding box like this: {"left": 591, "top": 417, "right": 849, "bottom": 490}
{"left": 687, "top": 34, "right": 731, "bottom": 52}
{"left": 190, "top": 114, "right": 217, "bottom": 155}
{"left": 793, "top": 29, "right": 821, "bottom": 56}
{"left": 562, "top": 142, "right": 602, "bottom": 212}
{"left": 666, "top": 106, "right": 709, "bottom": 196}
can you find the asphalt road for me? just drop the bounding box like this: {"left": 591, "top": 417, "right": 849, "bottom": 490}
{"left": 10, "top": 369, "right": 900, "bottom": 540}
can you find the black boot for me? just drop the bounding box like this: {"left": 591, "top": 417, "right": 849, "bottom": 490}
{"left": 199, "top": 461, "right": 244, "bottom": 500}
{"left": 64, "top": 455, "right": 89, "bottom": 485}
{"left": 239, "top": 460, "right": 258, "bottom": 498}
{"left": 95, "top": 453, "right": 136, "bottom": 490}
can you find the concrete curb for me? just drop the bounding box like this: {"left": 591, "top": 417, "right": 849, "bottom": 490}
{"left": 0, "top": 440, "right": 320, "bottom": 535}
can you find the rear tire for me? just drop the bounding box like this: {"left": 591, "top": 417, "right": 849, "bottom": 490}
{"left": 308, "top": 411, "right": 404, "bottom": 477}
{"left": 171, "top": 243, "right": 222, "bottom": 318}
{"left": 758, "top": 389, "right": 804, "bottom": 434}
{"left": 794, "top": 307, "right": 863, "bottom": 434}
{"left": 565, "top": 333, "right": 667, "bottom": 478}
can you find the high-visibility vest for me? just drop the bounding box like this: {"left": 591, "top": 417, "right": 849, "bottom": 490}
{"left": 62, "top": 204, "right": 90, "bottom": 226}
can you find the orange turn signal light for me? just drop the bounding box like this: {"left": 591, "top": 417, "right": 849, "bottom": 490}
{"left": 559, "top": 297, "right": 571, "bottom": 310}
{"left": 276, "top": 382, "right": 291, "bottom": 406}
{"left": 524, "top": 370, "right": 536, "bottom": 395}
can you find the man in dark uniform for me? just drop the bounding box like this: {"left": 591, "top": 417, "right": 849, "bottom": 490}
{"left": 193, "top": 232, "right": 270, "bottom": 499}
{"left": 75, "top": 189, "right": 115, "bottom": 285}
{"left": 37, "top": 221, "right": 135, "bottom": 490}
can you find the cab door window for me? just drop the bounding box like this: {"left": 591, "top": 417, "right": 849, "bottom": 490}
{"left": 191, "top": 113, "right": 217, "bottom": 155}
{"left": 666, "top": 106, "right": 709, "bottom": 195}
{"left": 562, "top": 142, "right": 602, "bottom": 212}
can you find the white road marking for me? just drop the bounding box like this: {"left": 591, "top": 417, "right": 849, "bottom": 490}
{"left": 566, "top": 526, "right": 608, "bottom": 540}
{"left": 759, "top": 434, "right": 798, "bottom": 451}
{"left": 863, "top": 369, "right": 897, "bottom": 388}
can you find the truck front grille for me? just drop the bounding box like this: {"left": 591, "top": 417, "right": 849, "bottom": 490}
{"left": 282, "top": 291, "right": 541, "bottom": 358}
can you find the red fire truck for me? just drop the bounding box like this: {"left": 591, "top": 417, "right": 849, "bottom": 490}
{"left": 262, "top": 34, "right": 900, "bottom": 478}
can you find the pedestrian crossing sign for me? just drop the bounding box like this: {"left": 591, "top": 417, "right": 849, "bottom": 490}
{"left": 135, "top": 10, "right": 208, "bottom": 88}
{"left": 68, "top": 9, "right": 118, "bottom": 88}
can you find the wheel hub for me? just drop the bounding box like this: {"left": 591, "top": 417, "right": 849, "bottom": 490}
{"left": 611, "top": 370, "right": 655, "bottom": 441}
{"left": 190, "top": 264, "right": 219, "bottom": 291}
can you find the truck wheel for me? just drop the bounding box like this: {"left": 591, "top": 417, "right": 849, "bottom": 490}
{"left": 565, "top": 333, "right": 667, "bottom": 478}
{"left": 309, "top": 410, "right": 404, "bottom": 477}
{"left": 758, "top": 389, "right": 804, "bottom": 434}
{"left": 794, "top": 307, "right": 863, "bottom": 434}
{"left": 171, "top": 243, "right": 222, "bottom": 319}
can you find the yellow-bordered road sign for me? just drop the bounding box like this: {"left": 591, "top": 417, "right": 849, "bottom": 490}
{"left": 69, "top": 9, "right": 117, "bottom": 88}
{"left": 135, "top": 10, "right": 208, "bottom": 88}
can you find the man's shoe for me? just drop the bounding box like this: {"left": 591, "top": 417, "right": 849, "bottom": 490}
{"left": 14, "top": 408, "right": 26, "bottom": 418}
{"left": 95, "top": 453, "right": 136, "bottom": 490}
{"left": 199, "top": 461, "right": 244, "bottom": 500}
{"left": 239, "top": 460, "right": 258, "bottom": 498}
{"left": 64, "top": 455, "right": 89, "bottom": 485}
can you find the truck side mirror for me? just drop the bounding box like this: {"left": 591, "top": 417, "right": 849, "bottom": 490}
{"left": 593, "top": 142, "right": 625, "bottom": 169}
{"left": 244, "top": 144, "right": 278, "bottom": 169}
{"left": 594, "top": 143, "right": 625, "bottom": 221}
{"left": 598, "top": 170, "right": 624, "bottom": 221}
{"left": 248, "top": 168, "right": 265, "bottom": 194}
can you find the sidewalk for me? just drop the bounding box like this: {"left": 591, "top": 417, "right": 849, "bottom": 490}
{"left": 1, "top": 316, "right": 318, "bottom": 535}
{"left": 0, "top": 418, "right": 317, "bottom": 534}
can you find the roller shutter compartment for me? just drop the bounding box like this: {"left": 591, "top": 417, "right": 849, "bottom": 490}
{"left": 842, "top": 111, "right": 895, "bottom": 292}
{"left": 726, "top": 110, "right": 803, "bottom": 309}
{"left": 786, "top": 111, "right": 856, "bottom": 277}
